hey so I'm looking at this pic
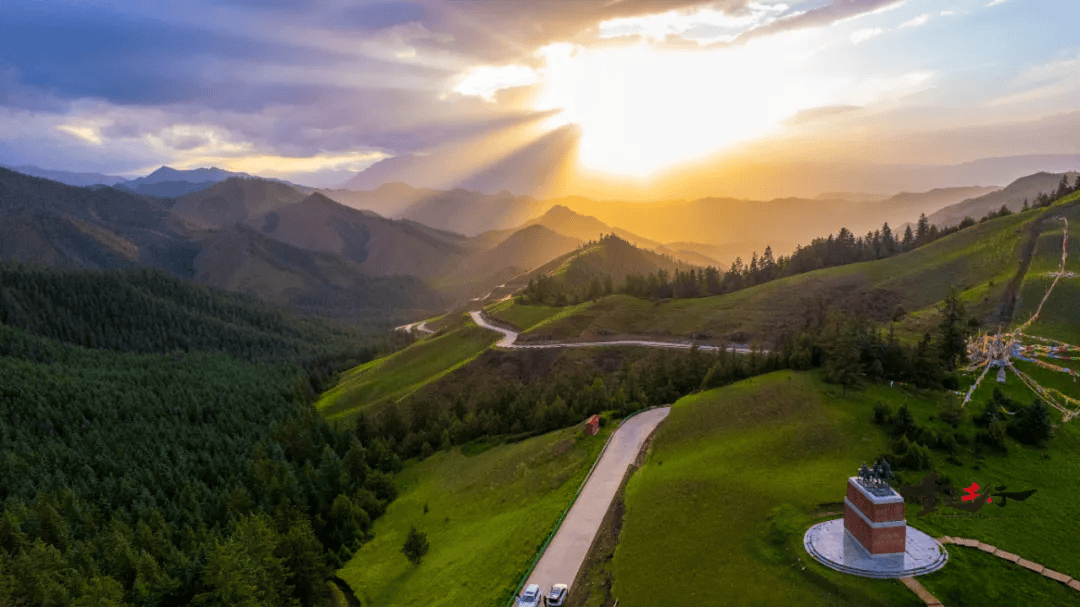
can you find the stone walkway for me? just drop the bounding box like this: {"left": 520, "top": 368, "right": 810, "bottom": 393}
{"left": 897, "top": 536, "right": 1080, "bottom": 606}
{"left": 938, "top": 537, "right": 1080, "bottom": 592}
{"left": 899, "top": 576, "right": 942, "bottom": 607}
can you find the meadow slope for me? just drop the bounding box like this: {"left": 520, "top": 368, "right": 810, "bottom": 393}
{"left": 602, "top": 370, "right": 1080, "bottom": 606}
{"left": 339, "top": 424, "right": 612, "bottom": 607}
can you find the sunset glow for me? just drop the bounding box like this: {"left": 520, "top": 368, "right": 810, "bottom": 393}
{"left": 0, "top": 0, "right": 1076, "bottom": 196}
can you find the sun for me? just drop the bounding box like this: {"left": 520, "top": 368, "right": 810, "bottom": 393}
{"left": 532, "top": 40, "right": 829, "bottom": 178}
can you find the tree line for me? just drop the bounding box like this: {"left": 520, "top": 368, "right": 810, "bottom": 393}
{"left": 0, "top": 262, "right": 410, "bottom": 366}
{"left": 522, "top": 176, "right": 1080, "bottom": 306}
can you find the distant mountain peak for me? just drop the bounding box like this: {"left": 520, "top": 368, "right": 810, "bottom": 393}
{"left": 299, "top": 191, "right": 339, "bottom": 207}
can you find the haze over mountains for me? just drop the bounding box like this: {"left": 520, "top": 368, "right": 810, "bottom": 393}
{"left": 2, "top": 162, "right": 1076, "bottom": 319}
{"left": 336, "top": 148, "right": 1080, "bottom": 202}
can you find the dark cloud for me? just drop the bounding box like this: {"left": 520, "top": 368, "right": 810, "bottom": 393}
{"left": 0, "top": 1, "right": 442, "bottom": 110}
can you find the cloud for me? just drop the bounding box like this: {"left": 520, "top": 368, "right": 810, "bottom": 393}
{"left": 0, "top": 2, "right": 349, "bottom": 108}
{"left": 784, "top": 104, "right": 863, "bottom": 126}
{"left": 741, "top": 0, "right": 907, "bottom": 41}
{"left": 331, "top": 2, "right": 428, "bottom": 30}
{"left": 900, "top": 14, "right": 929, "bottom": 28}
{"left": 454, "top": 65, "right": 541, "bottom": 101}
{"left": 56, "top": 124, "right": 103, "bottom": 145}
{"left": 1017, "top": 55, "right": 1080, "bottom": 85}
{"left": 851, "top": 27, "right": 885, "bottom": 44}
{"left": 596, "top": 2, "right": 789, "bottom": 44}
{"left": 986, "top": 0, "right": 1010, "bottom": 6}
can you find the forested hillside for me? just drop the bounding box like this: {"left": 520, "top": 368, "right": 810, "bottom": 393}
{"left": 0, "top": 262, "right": 403, "bottom": 365}
{"left": 0, "top": 266, "right": 414, "bottom": 606}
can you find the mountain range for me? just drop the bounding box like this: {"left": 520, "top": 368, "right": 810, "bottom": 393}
{"left": 925, "top": 171, "right": 1080, "bottom": 228}
{"left": 0, "top": 167, "right": 445, "bottom": 315}
{"left": 3, "top": 162, "right": 1076, "bottom": 319}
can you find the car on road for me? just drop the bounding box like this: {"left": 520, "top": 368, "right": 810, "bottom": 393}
{"left": 544, "top": 584, "right": 568, "bottom": 606}
{"left": 518, "top": 584, "right": 542, "bottom": 607}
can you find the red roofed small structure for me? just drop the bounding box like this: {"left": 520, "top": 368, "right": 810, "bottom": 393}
{"left": 584, "top": 415, "right": 600, "bottom": 436}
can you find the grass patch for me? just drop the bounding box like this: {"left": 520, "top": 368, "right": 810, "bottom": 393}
{"left": 918, "top": 547, "right": 1078, "bottom": 606}
{"left": 608, "top": 368, "right": 1080, "bottom": 606}
{"left": 486, "top": 298, "right": 572, "bottom": 332}
{"left": 316, "top": 320, "right": 498, "bottom": 423}
{"left": 339, "top": 424, "right": 612, "bottom": 607}
{"left": 610, "top": 371, "right": 918, "bottom": 606}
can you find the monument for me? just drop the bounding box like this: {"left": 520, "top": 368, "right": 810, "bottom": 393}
{"left": 803, "top": 460, "right": 948, "bottom": 578}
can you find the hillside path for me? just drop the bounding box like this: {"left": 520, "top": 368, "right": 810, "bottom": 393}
{"left": 939, "top": 536, "right": 1080, "bottom": 592}
{"left": 469, "top": 311, "right": 756, "bottom": 353}
{"left": 522, "top": 407, "right": 670, "bottom": 598}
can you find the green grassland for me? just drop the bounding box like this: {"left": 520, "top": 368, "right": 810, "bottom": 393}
{"left": 1012, "top": 193, "right": 1080, "bottom": 344}
{"left": 893, "top": 355, "right": 1080, "bottom": 604}
{"left": 339, "top": 424, "right": 613, "bottom": 607}
{"left": 607, "top": 369, "right": 1080, "bottom": 606}
{"left": 519, "top": 211, "right": 1034, "bottom": 344}
{"left": 610, "top": 371, "right": 917, "bottom": 606}
{"left": 315, "top": 319, "right": 498, "bottom": 423}
{"left": 486, "top": 297, "right": 590, "bottom": 333}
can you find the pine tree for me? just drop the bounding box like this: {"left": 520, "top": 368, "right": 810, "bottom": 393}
{"left": 937, "top": 292, "right": 968, "bottom": 371}
{"left": 1056, "top": 175, "right": 1070, "bottom": 199}
{"left": 916, "top": 213, "right": 930, "bottom": 243}
{"left": 1009, "top": 399, "right": 1054, "bottom": 446}
{"left": 825, "top": 324, "right": 862, "bottom": 395}
{"left": 401, "top": 526, "right": 429, "bottom": 565}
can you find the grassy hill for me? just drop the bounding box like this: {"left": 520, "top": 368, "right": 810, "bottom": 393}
{"left": 465, "top": 224, "right": 583, "bottom": 281}
{"left": 315, "top": 317, "right": 499, "bottom": 423}
{"left": 594, "top": 369, "right": 1080, "bottom": 607}
{"left": 511, "top": 234, "right": 692, "bottom": 302}
{"left": 513, "top": 194, "right": 1080, "bottom": 345}
{"left": 1011, "top": 197, "right": 1080, "bottom": 344}
{"left": 339, "top": 423, "right": 612, "bottom": 607}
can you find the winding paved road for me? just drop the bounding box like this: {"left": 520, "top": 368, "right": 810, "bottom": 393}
{"left": 523, "top": 406, "right": 670, "bottom": 599}
{"left": 469, "top": 311, "right": 757, "bottom": 354}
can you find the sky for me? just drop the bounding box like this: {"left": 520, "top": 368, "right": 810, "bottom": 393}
{"left": 0, "top": 0, "right": 1078, "bottom": 195}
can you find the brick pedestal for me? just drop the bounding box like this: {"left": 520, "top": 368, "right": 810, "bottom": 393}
{"left": 843, "top": 477, "right": 906, "bottom": 556}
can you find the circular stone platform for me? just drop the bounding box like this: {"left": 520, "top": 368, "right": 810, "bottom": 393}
{"left": 803, "top": 519, "right": 948, "bottom": 578}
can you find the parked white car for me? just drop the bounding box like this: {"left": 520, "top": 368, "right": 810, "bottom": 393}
{"left": 544, "top": 584, "right": 568, "bottom": 606}
{"left": 518, "top": 584, "right": 542, "bottom": 607}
